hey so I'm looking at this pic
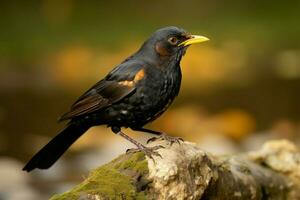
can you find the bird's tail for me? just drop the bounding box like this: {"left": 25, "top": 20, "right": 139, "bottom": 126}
{"left": 23, "top": 123, "right": 89, "bottom": 172}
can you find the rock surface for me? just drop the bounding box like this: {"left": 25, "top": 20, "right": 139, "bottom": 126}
{"left": 51, "top": 140, "right": 300, "bottom": 200}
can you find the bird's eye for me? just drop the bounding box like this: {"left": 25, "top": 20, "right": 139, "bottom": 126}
{"left": 168, "top": 37, "right": 178, "bottom": 45}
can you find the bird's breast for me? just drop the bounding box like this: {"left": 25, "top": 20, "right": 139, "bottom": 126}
{"left": 105, "top": 65, "right": 182, "bottom": 127}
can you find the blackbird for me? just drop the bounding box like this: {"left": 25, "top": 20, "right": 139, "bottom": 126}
{"left": 23, "top": 26, "right": 209, "bottom": 172}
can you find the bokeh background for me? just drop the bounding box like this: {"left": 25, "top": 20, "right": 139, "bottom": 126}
{"left": 1, "top": 0, "right": 300, "bottom": 199}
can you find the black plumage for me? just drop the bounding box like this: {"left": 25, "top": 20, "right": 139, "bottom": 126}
{"left": 23, "top": 26, "right": 209, "bottom": 172}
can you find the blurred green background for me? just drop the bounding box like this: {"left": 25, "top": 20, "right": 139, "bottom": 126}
{"left": 0, "top": 0, "right": 299, "bottom": 199}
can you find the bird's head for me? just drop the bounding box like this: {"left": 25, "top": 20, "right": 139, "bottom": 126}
{"left": 139, "top": 26, "right": 209, "bottom": 62}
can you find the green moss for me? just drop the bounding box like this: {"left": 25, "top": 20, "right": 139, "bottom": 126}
{"left": 50, "top": 153, "right": 148, "bottom": 200}
{"left": 114, "top": 152, "right": 149, "bottom": 175}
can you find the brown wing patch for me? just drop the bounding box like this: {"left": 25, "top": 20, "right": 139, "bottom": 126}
{"left": 60, "top": 95, "right": 109, "bottom": 120}
{"left": 134, "top": 69, "right": 145, "bottom": 82}
{"left": 59, "top": 81, "right": 136, "bottom": 121}
{"left": 118, "top": 80, "right": 134, "bottom": 87}
{"left": 118, "top": 69, "right": 145, "bottom": 86}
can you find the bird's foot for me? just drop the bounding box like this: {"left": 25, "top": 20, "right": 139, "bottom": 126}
{"left": 126, "top": 144, "right": 164, "bottom": 159}
{"left": 147, "top": 133, "right": 184, "bottom": 145}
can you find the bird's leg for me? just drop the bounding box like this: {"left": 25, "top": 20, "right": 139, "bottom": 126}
{"left": 117, "top": 131, "right": 164, "bottom": 159}
{"left": 131, "top": 127, "right": 184, "bottom": 145}
{"left": 111, "top": 126, "right": 163, "bottom": 159}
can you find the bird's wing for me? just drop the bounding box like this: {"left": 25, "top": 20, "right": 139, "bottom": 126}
{"left": 59, "top": 63, "right": 144, "bottom": 121}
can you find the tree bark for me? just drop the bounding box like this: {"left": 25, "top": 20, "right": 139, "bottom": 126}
{"left": 50, "top": 139, "right": 300, "bottom": 200}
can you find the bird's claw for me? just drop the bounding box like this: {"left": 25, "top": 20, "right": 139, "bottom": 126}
{"left": 126, "top": 145, "right": 164, "bottom": 159}
{"left": 147, "top": 133, "right": 184, "bottom": 145}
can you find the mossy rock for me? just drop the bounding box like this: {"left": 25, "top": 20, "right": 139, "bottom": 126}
{"left": 50, "top": 152, "right": 149, "bottom": 200}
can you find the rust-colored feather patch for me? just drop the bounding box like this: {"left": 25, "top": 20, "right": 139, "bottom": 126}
{"left": 134, "top": 69, "right": 145, "bottom": 82}
{"left": 118, "top": 80, "right": 134, "bottom": 87}
{"left": 155, "top": 42, "right": 170, "bottom": 56}
{"left": 118, "top": 69, "right": 145, "bottom": 87}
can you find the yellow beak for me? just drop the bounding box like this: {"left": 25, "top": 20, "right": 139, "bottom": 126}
{"left": 179, "top": 35, "right": 210, "bottom": 46}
